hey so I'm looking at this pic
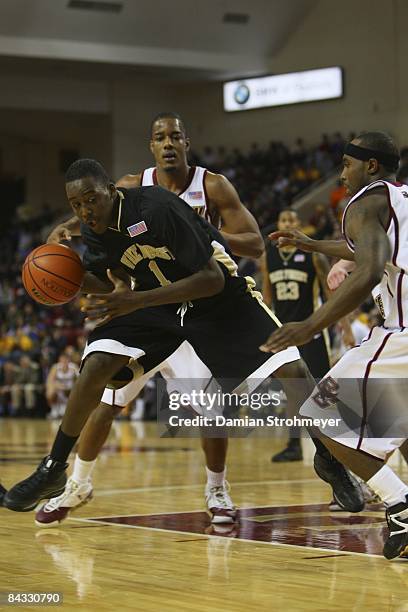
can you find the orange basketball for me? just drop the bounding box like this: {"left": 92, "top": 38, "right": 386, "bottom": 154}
{"left": 22, "top": 244, "right": 84, "bottom": 305}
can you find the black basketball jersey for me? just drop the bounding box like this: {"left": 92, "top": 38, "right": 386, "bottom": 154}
{"left": 81, "top": 186, "right": 248, "bottom": 315}
{"left": 266, "top": 244, "right": 322, "bottom": 322}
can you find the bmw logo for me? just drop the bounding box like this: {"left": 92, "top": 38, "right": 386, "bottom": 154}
{"left": 234, "top": 83, "right": 250, "bottom": 105}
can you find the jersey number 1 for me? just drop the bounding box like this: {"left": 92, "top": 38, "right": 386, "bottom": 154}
{"left": 148, "top": 261, "right": 171, "bottom": 286}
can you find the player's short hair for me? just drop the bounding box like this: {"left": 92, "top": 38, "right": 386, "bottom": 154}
{"left": 354, "top": 131, "right": 400, "bottom": 172}
{"left": 65, "top": 159, "right": 110, "bottom": 186}
{"left": 279, "top": 207, "right": 298, "bottom": 217}
{"left": 150, "top": 112, "right": 187, "bottom": 136}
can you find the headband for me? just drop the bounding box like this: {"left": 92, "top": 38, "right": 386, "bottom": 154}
{"left": 344, "top": 143, "right": 400, "bottom": 169}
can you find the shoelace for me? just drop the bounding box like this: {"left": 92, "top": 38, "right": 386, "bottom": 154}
{"left": 45, "top": 480, "right": 79, "bottom": 510}
{"left": 387, "top": 507, "right": 408, "bottom": 537}
{"left": 176, "top": 301, "right": 193, "bottom": 327}
{"left": 208, "top": 485, "right": 233, "bottom": 509}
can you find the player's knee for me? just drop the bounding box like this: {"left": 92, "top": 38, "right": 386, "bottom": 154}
{"left": 93, "top": 401, "right": 122, "bottom": 424}
{"left": 275, "top": 358, "right": 311, "bottom": 380}
{"left": 81, "top": 353, "right": 128, "bottom": 388}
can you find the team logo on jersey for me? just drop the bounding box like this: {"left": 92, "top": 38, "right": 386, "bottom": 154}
{"left": 188, "top": 191, "right": 204, "bottom": 200}
{"left": 294, "top": 254, "right": 306, "bottom": 262}
{"left": 127, "top": 221, "right": 148, "bottom": 237}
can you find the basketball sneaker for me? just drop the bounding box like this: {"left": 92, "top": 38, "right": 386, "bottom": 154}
{"left": 205, "top": 481, "right": 237, "bottom": 524}
{"left": 329, "top": 474, "right": 382, "bottom": 511}
{"left": 272, "top": 440, "right": 303, "bottom": 462}
{"left": 0, "top": 483, "right": 7, "bottom": 506}
{"left": 383, "top": 495, "right": 408, "bottom": 559}
{"left": 3, "top": 456, "right": 67, "bottom": 512}
{"left": 314, "top": 452, "right": 365, "bottom": 513}
{"left": 35, "top": 477, "right": 93, "bottom": 527}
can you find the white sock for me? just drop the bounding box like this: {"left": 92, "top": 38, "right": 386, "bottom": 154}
{"left": 367, "top": 465, "right": 408, "bottom": 507}
{"left": 206, "top": 467, "right": 226, "bottom": 488}
{"left": 72, "top": 455, "right": 97, "bottom": 484}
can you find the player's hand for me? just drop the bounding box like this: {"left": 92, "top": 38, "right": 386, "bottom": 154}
{"left": 268, "top": 229, "right": 316, "bottom": 252}
{"left": 341, "top": 326, "right": 356, "bottom": 348}
{"left": 46, "top": 225, "right": 72, "bottom": 244}
{"left": 327, "top": 260, "right": 355, "bottom": 291}
{"left": 260, "top": 320, "right": 315, "bottom": 353}
{"left": 83, "top": 270, "right": 142, "bottom": 325}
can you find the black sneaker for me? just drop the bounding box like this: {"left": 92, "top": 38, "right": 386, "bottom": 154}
{"left": 314, "top": 452, "right": 365, "bottom": 513}
{"left": 383, "top": 496, "right": 408, "bottom": 559}
{"left": 272, "top": 443, "right": 303, "bottom": 463}
{"left": 3, "top": 456, "right": 68, "bottom": 512}
{"left": 0, "top": 483, "right": 7, "bottom": 506}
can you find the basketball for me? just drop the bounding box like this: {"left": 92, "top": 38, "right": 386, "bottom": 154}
{"left": 22, "top": 243, "right": 84, "bottom": 305}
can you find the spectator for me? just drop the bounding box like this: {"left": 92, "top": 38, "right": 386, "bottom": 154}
{"left": 10, "top": 355, "right": 41, "bottom": 416}
{"left": 46, "top": 353, "right": 79, "bottom": 420}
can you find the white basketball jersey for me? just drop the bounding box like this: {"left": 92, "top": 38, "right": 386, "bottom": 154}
{"left": 141, "top": 166, "right": 210, "bottom": 221}
{"left": 342, "top": 180, "right": 408, "bottom": 329}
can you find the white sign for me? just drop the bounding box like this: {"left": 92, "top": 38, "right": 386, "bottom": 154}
{"left": 223, "top": 67, "right": 343, "bottom": 112}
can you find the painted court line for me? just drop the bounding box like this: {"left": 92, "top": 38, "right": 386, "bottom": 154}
{"left": 67, "top": 502, "right": 326, "bottom": 521}
{"left": 68, "top": 515, "right": 386, "bottom": 560}
{"left": 95, "top": 478, "right": 318, "bottom": 497}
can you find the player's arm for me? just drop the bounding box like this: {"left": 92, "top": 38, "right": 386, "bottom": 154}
{"left": 260, "top": 252, "right": 273, "bottom": 308}
{"left": 83, "top": 197, "right": 226, "bottom": 324}
{"left": 46, "top": 174, "right": 141, "bottom": 244}
{"left": 81, "top": 267, "right": 131, "bottom": 294}
{"left": 312, "top": 252, "right": 333, "bottom": 302}
{"left": 205, "top": 172, "right": 264, "bottom": 259}
{"left": 84, "top": 259, "right": 225, "bottom": 324}
{"left": 261, "top": 194, "right": 390, "bottom": 352}
{"left": 268, "top": 229, "right": 355, "bottom": 261}
{"left": 115, "top": 173, "right": 142, "bottom": 189}
{"left": 47, "top": 216, "right": 81, "bottom": 243}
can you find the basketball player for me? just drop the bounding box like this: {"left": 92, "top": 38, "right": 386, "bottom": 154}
{"left": 262, "top": 131, "right": 408, "bottom": 559}
{"left": 46, "top": 353, "right": 79, "bottom": 420}
{"left": 38, "top": 112, "right": 264, "bottom": 525}
{"left": 262, "top": 208, "right": 332, "bottom": 462}
{"left": 4, "top": 159, "right": 363, "bottom": 515}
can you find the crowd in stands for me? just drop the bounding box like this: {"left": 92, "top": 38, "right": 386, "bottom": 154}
{"left": 0, "top": 208, "right": 86, "bottom": 417}
{"left": 191, "top": 132, "right": 349, "bottom": 229}
{"left": 0, "top": 131, "right": 393, "bottom": 419}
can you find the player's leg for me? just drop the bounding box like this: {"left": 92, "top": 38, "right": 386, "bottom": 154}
{"left": 201, "top": 437, "right": 236, "bottom": 523}
{"left": 162, "top": 342, "right": 236, "bottom": 523}
{"left": 314, "top": 432, "right": 408, "bottom": 559}
{"left": 300, "top": 326, "right": 408, "bottom": 558}
{"left": 185, "top": 288, "right": 363, "bottom": 512}
{"left": 201, "top": 437, "right": 228, "bottom": 473}
{"left": 35, "top": 361, "right": 166, "bottom": 526}
{"left": 4, "top": 309, "right": 183, "bottom": 513}
{"left": 4, "top": 351, "right": 130, "bottom": 512}
{"left": 272, "top": 333, "right": 330, "bottom": 463}
{"left": 35, "top": 401, "right": 122, "bottom": 527}
{"left": 274, "top": 358, "right": 364, "bottom": 512}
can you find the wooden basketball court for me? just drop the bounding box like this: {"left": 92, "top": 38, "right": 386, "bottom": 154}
{"left": 1, "top": 419, "right": 407, "bottom": 611}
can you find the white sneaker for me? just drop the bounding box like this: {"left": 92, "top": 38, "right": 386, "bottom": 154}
{"left": 205, "top": 481, "right": 237, "bottom": 524}
{"left": 35, "top": 477, "right": 93, "bottom": 527}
